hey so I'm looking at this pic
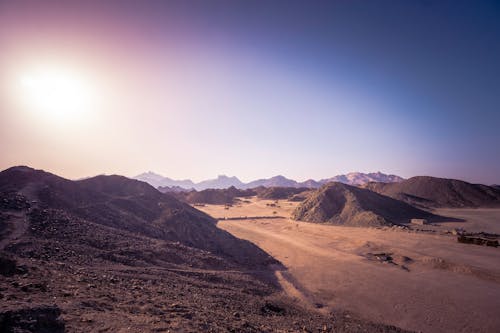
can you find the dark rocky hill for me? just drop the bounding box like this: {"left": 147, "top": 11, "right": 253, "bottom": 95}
{"left": 161, "top": 186, "right": 256, "bottom": 205}
{"left": 364, "top": 176, "right": 500, "bottom": 208}
{"left": 185, "top": 186, "right": 256, "bottom": 205}
{"left": 0, "top": 166, "right": 271, "bottom": 266}
{"left": 256, "top": 187, "right": 311, "bottom": 200}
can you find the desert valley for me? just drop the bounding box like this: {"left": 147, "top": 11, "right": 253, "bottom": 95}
{"left": 1, "top": 166, "right": 499, "bottom": 332}
{"left": 1, "top": 1, "right": 499, "bottom": 332}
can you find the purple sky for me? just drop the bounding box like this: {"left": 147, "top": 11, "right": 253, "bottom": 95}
{"left": 1, "top": 1, "right": 499, "bottom": 184}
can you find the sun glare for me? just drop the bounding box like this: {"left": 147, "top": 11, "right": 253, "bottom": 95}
{"left": 18, "top": 67, "right": 93, "bottom": 122}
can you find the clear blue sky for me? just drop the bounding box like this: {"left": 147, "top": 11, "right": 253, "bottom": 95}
{"left": 1, "top": 0, "right": 499, "bottom": 184}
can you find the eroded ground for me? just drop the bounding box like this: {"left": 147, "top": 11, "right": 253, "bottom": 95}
{"left": 196, "top": 198, "right": 500, "bottom": 333}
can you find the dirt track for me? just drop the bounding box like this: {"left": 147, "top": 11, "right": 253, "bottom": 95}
{"left": 202, "top": 199, "right": 500, "bottom": 333}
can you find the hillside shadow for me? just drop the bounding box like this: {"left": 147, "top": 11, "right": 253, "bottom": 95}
{"left": 427, "top": 214, "right": 466, "bottom": 224}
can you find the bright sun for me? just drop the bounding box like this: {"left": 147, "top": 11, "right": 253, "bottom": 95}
{"left": 19, "top": 67, "right": 92, "bottom": 122}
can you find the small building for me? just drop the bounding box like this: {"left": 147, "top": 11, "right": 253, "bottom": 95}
{"left": 411, "top": 218, "right": 428, "bottom": 225}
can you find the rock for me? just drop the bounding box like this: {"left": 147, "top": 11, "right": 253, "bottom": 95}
{"left": 457, "top": 235, "right": 499, "bottom": 247}
{"left": 260, "top": 302, "right": 285, "bottom": 316}
{"left": 451, "top": 228, "right": 465, "bottom": 236}
{"left": 20, "top": 283, "right": 47, "bottom": 292}
{"left": 0, "top": 305, "right": 65, "bottom": 333}
{"left": 0, "top": 256, "right": 18, "bottom": 277}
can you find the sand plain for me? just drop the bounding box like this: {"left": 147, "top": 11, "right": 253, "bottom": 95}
{"left": 196, "top": 197, "right": 500, "bottom": 333}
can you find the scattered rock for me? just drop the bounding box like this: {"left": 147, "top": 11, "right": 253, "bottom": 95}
{"left": 314, "top": 303, "right": 324, "bottom": 309}
{"left": 457, "top": 235, "right": 499, "bottom": 247}
{"left": 0, "top": 305, "right": 65, "bottom": 333}
{"left": 260, "top": 302, "right": 286, "bottom": 316}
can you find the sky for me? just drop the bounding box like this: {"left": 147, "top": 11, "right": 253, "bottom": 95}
{"left": 0, "top": 0, "right": 499, "bottom": 184}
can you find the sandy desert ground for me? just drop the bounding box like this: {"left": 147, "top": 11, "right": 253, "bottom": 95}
{"left": 196, "top": 197, "right": 500, "bottom": 333}
{"left": 432, "top": 208, "right": 500, "bottom": 234}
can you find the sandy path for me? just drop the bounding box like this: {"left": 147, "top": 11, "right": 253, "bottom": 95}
{"left": 213, "top": 208, "right": 500, "bottom": 333}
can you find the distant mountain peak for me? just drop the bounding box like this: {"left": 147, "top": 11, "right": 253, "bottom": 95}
{"left": 195, "top": 175, "right": 243, "bottom": 190}
{"left": 133, "top": 171, "right": 404, "bottom": 190}
{"left": 134, "top": 171, "right": 194, "bottom": 189}
{"left": 321, "top": 172, "right": 404, "bottom": 186}
{"left": 216, "top": 175, "right": 238, "bottom": 180}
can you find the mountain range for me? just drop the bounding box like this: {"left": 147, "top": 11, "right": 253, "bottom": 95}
{"left": 134, "top": 171, "right": 404, "bottom": 191}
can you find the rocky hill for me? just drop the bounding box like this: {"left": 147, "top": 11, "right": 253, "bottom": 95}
{"left": 364, "top": 176, "right": 500, "bottom": 208}
{"left": 178, "top": 187, "right": 256, "bottom": 205}
{"left": 292, "top": 182, "right": 445, "bottom": 227}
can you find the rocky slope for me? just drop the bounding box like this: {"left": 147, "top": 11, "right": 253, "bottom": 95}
{"left": 292, "top": 182, "right": 444, "bottom": 226}
{"left": 364, "top": 176, "right": 500, "bottom": 208}
{"left": 0, "top": 166, "right": 271, "bottom": 266}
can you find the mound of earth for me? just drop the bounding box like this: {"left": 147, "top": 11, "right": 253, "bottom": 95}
{"left": 256, "top": 187, "right": 310, "bottom": 200}
{"left": 0, "top": 166, "right": 408, "bottom": 332}
{"left": 292, "top": 182, "right": 446, "bottom": 226}
{"left": 364, "top": 176, "right": 500, "bottom": 208}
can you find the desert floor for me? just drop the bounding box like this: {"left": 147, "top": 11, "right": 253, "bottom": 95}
{"left": 196, "top": 198, "right": 500, "bottom": 333}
